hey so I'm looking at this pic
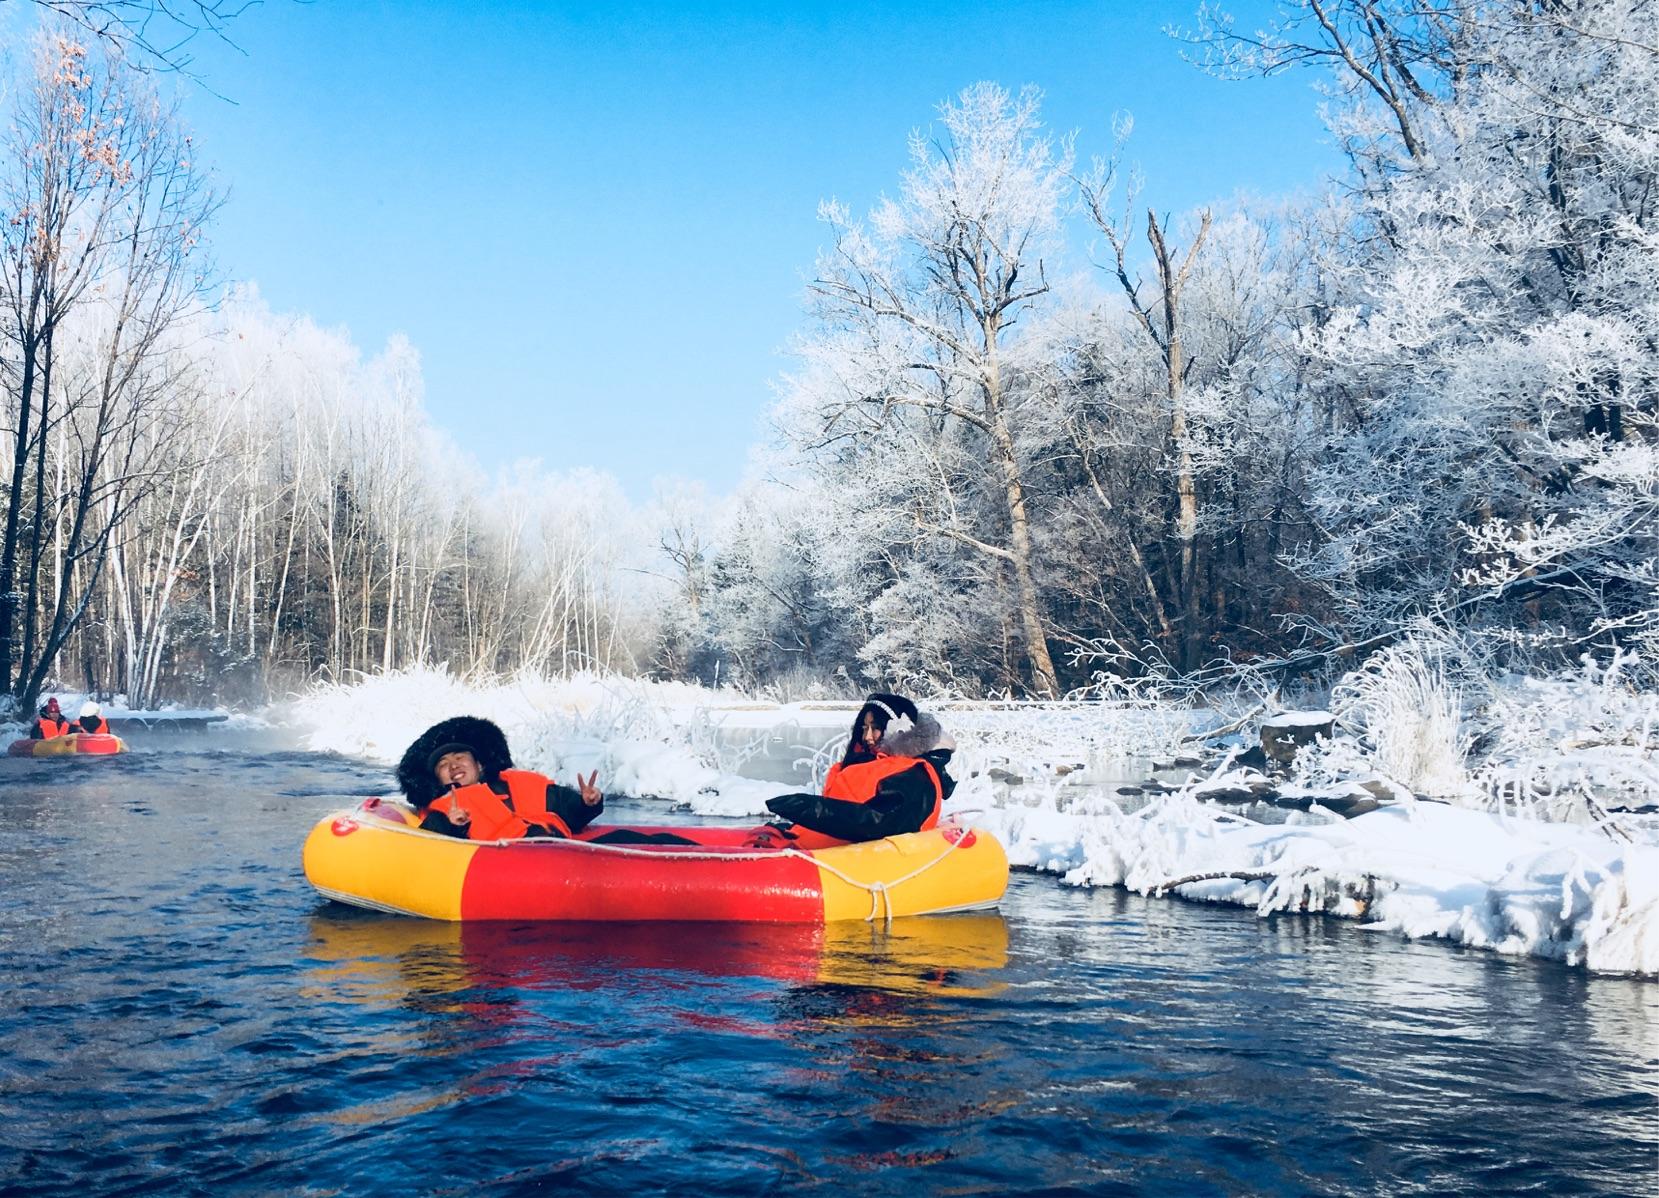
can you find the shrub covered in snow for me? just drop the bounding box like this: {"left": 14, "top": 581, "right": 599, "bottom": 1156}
{"left": 280, "top": 666, "right": 780, "bottom": 815}
{"left": 1470, "top": 651, "right": 1658, "bottom": 826}
{"left": 1330, "top": 629, "right": 1476, "bottom": 798}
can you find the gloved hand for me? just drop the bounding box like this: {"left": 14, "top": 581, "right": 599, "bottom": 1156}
{"left": 765, "top": 793, "right": 817, "bottom": 822}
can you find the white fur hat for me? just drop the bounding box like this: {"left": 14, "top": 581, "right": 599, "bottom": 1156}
{"left": 80, "top": 701, "right": 101, "bottom": 718}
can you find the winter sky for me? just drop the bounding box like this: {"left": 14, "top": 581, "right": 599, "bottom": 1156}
{"left": 160, "top": 1, "right": 1338, "bottom": 498}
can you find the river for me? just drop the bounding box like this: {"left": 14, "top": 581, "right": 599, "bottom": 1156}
{"left": 1, "top": 738, "right": 1654, "bottom": 1195}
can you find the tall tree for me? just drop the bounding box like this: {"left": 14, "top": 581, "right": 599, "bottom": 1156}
{"left": 0, "top": 35, "right": 214, "bottom": 710}
{"left": 783, "top": 83, "right": 1071, "bottom": 695}
{"left": 1080, "top": 160, "right": 1214, "bottom": 668}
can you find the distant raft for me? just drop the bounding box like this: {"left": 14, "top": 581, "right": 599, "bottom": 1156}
{"left": 6, "top": 732, "right": 126, "bottom": 757}
{"left": 303, "top": 799, "right": 1008, "bottom": 923}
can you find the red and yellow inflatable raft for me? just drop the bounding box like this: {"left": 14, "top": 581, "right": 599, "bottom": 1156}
{"left": 7, "top": 732, "right": 126, "bottom": 757}
{"left": 303, "top": 799, "right": 1008, "bottom": 923}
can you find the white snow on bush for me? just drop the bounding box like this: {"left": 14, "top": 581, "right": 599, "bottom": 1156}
{"left": 278, "top": 666, "right": 782, "bottom": 815}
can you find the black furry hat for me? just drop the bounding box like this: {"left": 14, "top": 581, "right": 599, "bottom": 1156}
{"left": 396, "top": 716, "right": 513, "bottom": 809}
{"left": 856, "top": 693, "right": 918, "bottom": 732}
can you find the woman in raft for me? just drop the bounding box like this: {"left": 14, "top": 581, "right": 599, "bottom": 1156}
{"left": 759, "top": 693, "right": 957, "bottom": 850}
{"left": 396, "top": 716, "right": 693, "bottom": 845}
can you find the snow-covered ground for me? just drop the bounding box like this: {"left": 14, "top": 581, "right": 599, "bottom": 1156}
{"left": 276, "top": 665, "right": 1658, "bottom": 977}
{"left": 982, "top": 785, "right": 1656, "bottom": 976}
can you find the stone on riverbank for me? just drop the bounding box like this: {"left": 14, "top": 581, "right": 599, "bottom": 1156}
{"left": 1260, "top": 711, "right": 1335, "bottom": 765}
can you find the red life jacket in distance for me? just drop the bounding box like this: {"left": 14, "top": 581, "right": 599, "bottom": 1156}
{"left": 36, "top": 717, "right": 71, "bottom": 739}
{"left": 785, "top": 754, "right": 944, "bottom": 850}
{"left": 428, "top": 768, "right": 572, "bottom": 842}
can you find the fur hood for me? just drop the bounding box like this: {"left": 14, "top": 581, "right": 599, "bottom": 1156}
{"left": 396, "top": 715, "right": 513, "bottom": 808}
{"left": 881, "top": 709, "right": 953, "bottom": 757}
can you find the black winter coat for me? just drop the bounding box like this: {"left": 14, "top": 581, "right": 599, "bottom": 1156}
{"left": 765, "top": 749, "right": 956, "bottom": 843}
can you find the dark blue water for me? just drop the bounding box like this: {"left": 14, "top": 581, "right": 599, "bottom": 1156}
{"left": 1, "top": 744, "right": 1655, "bottom": 1196}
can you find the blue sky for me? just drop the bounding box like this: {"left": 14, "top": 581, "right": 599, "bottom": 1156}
{"left": 170, "top": 0, "right": 1339, "bottom": 498}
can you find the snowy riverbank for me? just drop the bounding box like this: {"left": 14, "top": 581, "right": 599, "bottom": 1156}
{"left": 275, "top": 665, "right": 1658, "bottom": 977}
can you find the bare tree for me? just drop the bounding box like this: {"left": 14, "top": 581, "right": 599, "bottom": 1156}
{"left": 0, "top": 35, "right": 214, "bottom": 710}
{"left": 1177, "top": 0, "right": 1464, "bottom": 166}
{"left": 1078, "top": 154, "right": 1213, "bottom": 669}
{"left": 27, "top": 0, "right": 251, "bottom": 75}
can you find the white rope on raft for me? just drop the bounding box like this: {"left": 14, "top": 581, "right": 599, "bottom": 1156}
{"left": 345, "top": 805, "right": 972, "bottom": 923}
{"left": 799, "top": 837, "right": 970, "bottom": 924}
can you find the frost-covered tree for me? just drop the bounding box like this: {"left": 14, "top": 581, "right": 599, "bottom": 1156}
{"left": 781, "top": 82, "right": 1073, "bottom": 695}
{"left": 1026, "top": 192, "right": 1323, "bottom": 675}
{"left": 697, "top": 485, "right": 836, "bottom": 687}
{"left": 640, "top": 479, "right": 715, "bottom": 680}
{"left": 1268, "top": 1, "right": 1659, "bottom": 658}
{"left": 1081, "top": 172, "right": 1215, "bottom": 669}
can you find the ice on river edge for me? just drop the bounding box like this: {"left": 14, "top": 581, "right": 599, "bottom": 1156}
{"left": 269, "top": 667, "right": 1657, "bottom": 978}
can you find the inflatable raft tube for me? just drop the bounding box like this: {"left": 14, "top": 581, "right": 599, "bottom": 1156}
{"left": 7, "top": 732, "right": 126, "bottom": 757}
{"left": 303, "top": 800, "right": 1008, "bottom": 923}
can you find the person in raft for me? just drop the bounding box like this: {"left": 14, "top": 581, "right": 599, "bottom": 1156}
{"left": 760, "top": 693, "right": 957, "bottom": 850}
{"left": 76, "top": 702, "right": 107, "bottom": 735}
{"left": 396, "top": 716, "right": 695, "bottom": 845}
{"left": 29, "top": 697, "right": 71, "bottom": 739}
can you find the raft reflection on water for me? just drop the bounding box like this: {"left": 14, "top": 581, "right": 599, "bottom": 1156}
{"left": 302, "top": 912, "right": 1015, "bottom": 1177}
{"left": 305, "top": 911, "right": 1010, "bottom": 1009}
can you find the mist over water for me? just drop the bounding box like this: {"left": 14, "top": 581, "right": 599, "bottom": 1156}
{"left": 1, "top": 739, "right": 1654, "bottom": 1195}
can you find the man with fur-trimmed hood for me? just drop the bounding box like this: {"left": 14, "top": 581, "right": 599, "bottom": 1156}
{"left": 762, "top": 693, "right": 957, "bottom": 850}
{"left": 397, "top": 716, "right": 604, "bottom": 841}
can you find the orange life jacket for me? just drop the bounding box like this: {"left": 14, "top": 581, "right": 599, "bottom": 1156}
{"left": 36, "top": 717, "right": 71, "bottom": 739}
{"left": 786, "top": 754, "right": 944, "bottom": 850}
{"left": 428, "top": 768, "right": 572, "bottom": 842}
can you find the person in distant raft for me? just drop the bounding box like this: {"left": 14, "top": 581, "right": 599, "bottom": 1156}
{"left": 76, "top": 702, "right": 107, "bottom": 734}
{"left": 760, "top": 693, "right": 957, "bottom": 850}
{"left": 29, "top": 697, "right": 70, "bottom": 739}
{"left": 397, "top": 716, "right": 695, "bottom": 845}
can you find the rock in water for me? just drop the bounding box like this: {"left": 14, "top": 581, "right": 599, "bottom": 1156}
{"left": 1316, "top": 795, "right": 1381, "bottom": 819}
{"left": 1260, "top": 711, "right": 1335, "bottom": 766}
